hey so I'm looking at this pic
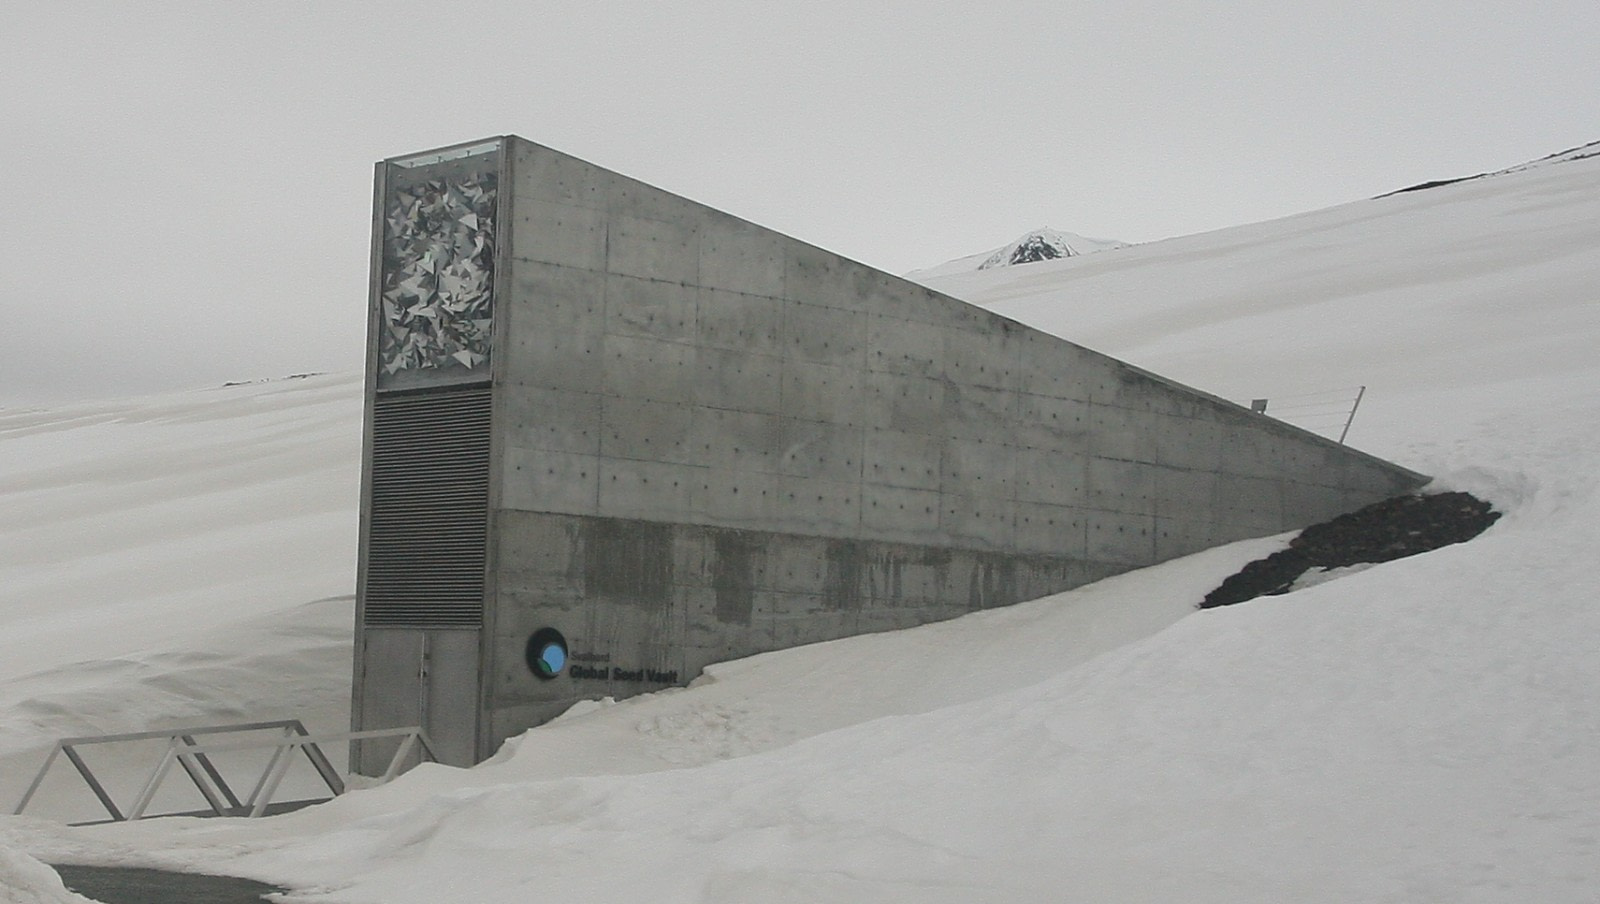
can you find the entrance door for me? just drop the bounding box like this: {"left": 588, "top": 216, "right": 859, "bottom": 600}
{"left": 356, "top": 628, "right": 480, "bottom": 773}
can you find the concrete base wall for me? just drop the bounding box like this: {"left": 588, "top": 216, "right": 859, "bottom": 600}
{"left": 483, "top": 509, "right": 1124, "bottom": 746}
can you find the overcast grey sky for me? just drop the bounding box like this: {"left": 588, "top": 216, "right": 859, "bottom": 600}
{"left": 4, "top": 1, "right": 1596, "bottom": 405}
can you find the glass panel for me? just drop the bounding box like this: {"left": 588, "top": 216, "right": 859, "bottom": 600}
{"left": 376, "top": 146, "right": 499, "bottom": 390}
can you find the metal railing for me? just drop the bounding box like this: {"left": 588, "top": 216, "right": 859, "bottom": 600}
{"left": 1250, "top": 385, "right": 1366, "bottom": 444}
{"left": 14, "top": 720, "right": 434, "bottom": 824}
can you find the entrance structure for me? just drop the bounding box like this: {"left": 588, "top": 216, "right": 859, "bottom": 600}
{"left": 352, "top": 136, "right": 1424, "bottom": 771}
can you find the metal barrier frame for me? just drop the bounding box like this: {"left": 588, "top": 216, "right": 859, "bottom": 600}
{"left": 13, "top": 720, "right": 434, "bottom": 823}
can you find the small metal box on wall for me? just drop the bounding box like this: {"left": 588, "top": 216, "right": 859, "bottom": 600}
{"left": 352, "top": 136, "right": 1424, "bottom": 775}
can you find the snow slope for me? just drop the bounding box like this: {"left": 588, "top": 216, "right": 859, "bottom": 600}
{"left": 4, "top": 150, "right": 1600, "bottom": 902}
{"left": 0, "top": 376, "right": 361, "bottom": 818}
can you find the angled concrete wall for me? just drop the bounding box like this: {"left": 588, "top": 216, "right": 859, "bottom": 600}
{"left": 355, "top": 136, "right": 1425, "bottom": 768}
{"left": 473, "top": 136, "right": 1424, "bottom": 756}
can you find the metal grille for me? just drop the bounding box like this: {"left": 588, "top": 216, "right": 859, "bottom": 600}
{"left": 363, "top": 386, "right": 491, "bottom": 627}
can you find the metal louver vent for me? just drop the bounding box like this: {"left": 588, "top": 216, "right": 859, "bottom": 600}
{"left": 363, "top": 386, "right": 491, "bottom": 627}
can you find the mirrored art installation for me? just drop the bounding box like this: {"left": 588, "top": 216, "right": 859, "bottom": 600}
{"left": 378, "top": 172, "right": 497, "bottom": 383}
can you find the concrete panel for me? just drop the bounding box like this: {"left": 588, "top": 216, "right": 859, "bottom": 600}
{"left": 866, "top": 314, "right": 942, "bottom": 378}
{"left": 698, "top": 214, "right": 786, "bottom": 297}
{"left": 778, "top": 475, "right": 861, "bottom": 536}
{"left": 1087, "top": 456, "right": 1157, "bottom": 514}
{"left": 863, "top": 277, "right": 953, "bottom": 327}
{"left": 598, "top": 458, "right": 708, "bottom": 521}
{"left": 896, "top": 280, "right": 986, "bottom": 331}
{"left": 1156, "top": 415, "right": 1224, "bottom": 472}
{"left": 511, "top": 140, "right": 608, "bottom": 209}
{"left": 783, "top": 301, "right": 867, "bottom": 368}
{"left": 941, "top": 383, "right": 1017, "bottom": 442}
{"left": 495, "top": 568, "right": 583, "bottom": 604}
{"left": 1016, "top": 330, "right": 1096, "bottom": 401}
{"left": 1092, "top": 367, "right": 1205, "bottom": 417}
{"left": 502, "top": 326, "right": 604, "bottom": 393}
{"left": 1014, "top": 393, "right": 1090, "bottom": 451}
{"left": 507, "top": 260, "right": 604, "bottom": 332}
{"left": 780, "top": 358, "right": 865, "bottom": 425}
{"left": 703, "top": 468, "right": 788, "bottom": 528}
{"left": 697, "top": 288, "right": 784, "bottom": 354}
{"left": 942, "top": 323, "right": 1021, "bottom": 391}
{"left": 682, "top": 597, "right": 776, "bottom": 652}
{"left": 863, "top": 427, "right": 942, "bottom": 491}
{"left": 761, "top": 537, "right": 830, "bottom": 595}
{"left": 863, "top": 371, "right": 946, "bottom": 436}
{"left": 1086, "top": 509, "right": 1156, "bottom": 565}
{"left": 498, "top": 386, "right": 602, "bottom": 455}
{"left": 1014, "top": 501, "right": 1088, "bottom": 557}
{"left": 672, "top": 530, "right": 716, "bottom": 589}
{"left": 861, "top": 483, "right": 943, "bottom": 542}
{"left": 1214, "top": 473, "right": 1284, "bottom": 528}
{"left": 1282, "top": 481, "right": 1349, "bottom": 525}
{"left": 600, "top": 396, "right": 700, "bottom": 465}
{"left": 860, "top": 547, "right": 944, "bottom": 605}
{"left": 602, "top": 334, "right": 696, "bottom": 404}
{"left": 943, "top": 553, "right": 1022, "bottom": 612}
{"left": 1277, "top": 439, "right": 1327, "bottom": 481}
{"left": 695, "top": 347, "right": 783, "bottom": 414}
{"left": 764, "top": 589, "right": 833, "bottom": 620}
{"left": 604, "top": 274, "right": 697, "bottom": 343}
{"left": 774, "top": 610, "right": 857, "bottom": 648}
{"left": 1214, "top": 429, "right": 1285, "bottom": 479}
{"left": 495, "top": 510, "right": 581, "bottom": 584}
{"left": 783, "top": 244, "right": 875, "bottom": 312}
{"left": 609, "top": 172, "right": 703, "bottom": 225}
{"left": 1014, "top": 447, "right": 1087, "bottom": 507}
{"left": 699, "top": 407, "right": 787, "bottom": 474}
{"left": 511, "top": 199, "right": 606, "bottom": 271}
{"left": 778, "top": 418, "right": 863, "bottom": 483}
{"left": 1344, "top": 458, "right": 1419, "bottom": 496}
{"left": 503, "top": 447, "right": 600, "bottom": 515}
{"left": 1088, "top": 403, "right": 1160, "bottom": 464}
{"left": 941, "top": 437, "right": 1017, "bottom": 500}
{"left": 1152, "top": 465, "right": 1220, "bottom": 519}
{"left": 1154, "top": 514, "right": 1221, "bottom": 562}
{"left": 940, "top": 494, "right": 1016, "bottom": 550}
{"left": 496, "top": 587, "right": 586, "bottom": 621}
{"left": 608, "top": 213, "right": 700, "bottom": 284}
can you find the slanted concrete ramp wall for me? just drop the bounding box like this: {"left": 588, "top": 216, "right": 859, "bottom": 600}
{"left": 353, "top": 136, "right": 1426, "bottom": 768}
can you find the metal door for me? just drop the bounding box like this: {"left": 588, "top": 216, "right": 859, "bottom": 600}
{"left": 356, "top": 628, "right": 480, "bottom": 773}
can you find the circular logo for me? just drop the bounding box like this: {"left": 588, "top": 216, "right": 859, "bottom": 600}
{"left": 525, "top": 628, "right": 569, "bottom": 680}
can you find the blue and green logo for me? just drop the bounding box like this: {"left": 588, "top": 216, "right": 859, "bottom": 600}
{"left": 525, "top": 628, "right": 569, "bottom": 680}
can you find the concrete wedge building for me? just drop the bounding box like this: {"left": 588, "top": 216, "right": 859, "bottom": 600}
{"left": 352, "top": 136, "right": 1425, "bottom": 772}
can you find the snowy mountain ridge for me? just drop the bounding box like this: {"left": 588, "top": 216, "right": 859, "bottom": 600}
{"left": 907, "top": 226, "right": 1127, "bottom": 279}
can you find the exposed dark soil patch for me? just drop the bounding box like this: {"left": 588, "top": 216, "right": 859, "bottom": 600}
{"left": 53, "top": 864, "right": 284, "bottom": 903}
{"left": 1201, "top": 491, "right": 1500, "bottom": 609}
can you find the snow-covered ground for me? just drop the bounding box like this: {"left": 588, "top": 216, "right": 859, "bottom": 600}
{"left": 3, "top": 149, "right": 1599, "bottom": 902}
